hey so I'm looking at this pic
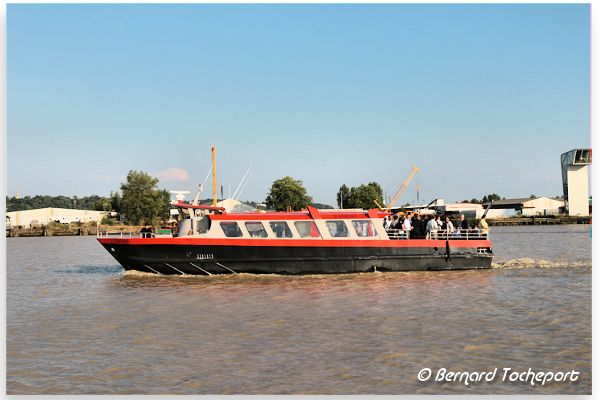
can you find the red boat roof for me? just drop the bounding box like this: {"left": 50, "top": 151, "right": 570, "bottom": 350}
{"left": 174, "top": 202, "right": 389, "bottom": 220}
{"left": 175, "top": 202, "right": 225, "bottom": 212}
{"left": 210, "top": 206, "right": 390, "bottom": 221}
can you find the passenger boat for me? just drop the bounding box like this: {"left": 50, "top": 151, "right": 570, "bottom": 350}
{"left": 97, "top": 203, "right": 493, "bottom": 275}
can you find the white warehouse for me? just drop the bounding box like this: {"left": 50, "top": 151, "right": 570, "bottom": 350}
{"left": 484, "top": 197, "right": 565, "bottom": 218}
{"left": 6, "top": 208, "right": 108, "bottom": 228}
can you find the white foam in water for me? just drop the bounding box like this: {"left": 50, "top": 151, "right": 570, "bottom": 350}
{"left": 121, "top": 270, "right": 262, "bottom": 280}
{"left": 492, "top": 257, "right": 591, "bottom": 269}
{"left": 122, "top": 270, "right": 157, "bottom": 277}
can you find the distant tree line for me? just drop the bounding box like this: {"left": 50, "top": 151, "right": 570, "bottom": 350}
{"left": 6, "top": 171, "right": 169, "bottom": 225}
{"left": 6, "top": 194, "right": 121, "bottom": 213}
{"left": 461, "top": 193, "right": 505, "bottom": 204}
{"left": 9, "top": 173, "right": 382, "bottom": 226}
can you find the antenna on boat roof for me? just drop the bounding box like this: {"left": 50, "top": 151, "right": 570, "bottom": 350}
{"left": 231, "top": 165, "right": 252, "bottom": 200}
{"left": 212, "top": 145, "right": 217, "bottom": 207}
{"left": 234, "top": 169, "right": 254, "bottom": 201}
{"left": 169, "top": 190, "right": 191, "bottom": 204}
{"left": 201, "top": 163, "right": 213, "bottom": 187}
{"left": 191, "top": 184, "right": 203, "bottom": 205}
{"left": 482, "top": 200, "right": 494, "bottom": 218}
{"left": 191, "top": 156, "right": 216, "bottom": 205}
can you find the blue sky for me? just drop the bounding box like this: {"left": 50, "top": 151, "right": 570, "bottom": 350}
{"left": 7, "top": 4, "right": 590, "bottom": 206}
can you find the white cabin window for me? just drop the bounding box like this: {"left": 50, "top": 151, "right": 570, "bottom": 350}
{"left": 325, "top": 220, "right": 349, "bottom": 237}
{"left": 269, "top": 221, "right": 293, "bottom": 238}
{"left": 352, "top": 220, "right": 376, "bottom": 237}
{"left": 294, "top": 221, "right": 321, "bottom": 238}
{"left": 245, "top": 222, "right": 268, "bottom": 238}
{"left": 220, "top": 222, "right": 243, "bottom": 237}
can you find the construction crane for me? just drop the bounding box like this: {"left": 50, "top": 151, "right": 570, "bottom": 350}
{"left": 374, "top": 165, "right": 420, "bottom": 213}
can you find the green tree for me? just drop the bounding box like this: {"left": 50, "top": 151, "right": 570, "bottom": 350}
{"left": 347, "top": 182, "right": 383, "bottom": 209}
{"left": 110, "top": 191, "right": 122, "bottom": 214}
{"left": 94, "top": 197, "right": 112, "bottom": 211}
{"left": 336, "top": 184, "right": 350, "bottom": 208}
{"left": 481, "top": 193, "right": 502, "bottom": 203}
{"left": 158, "top": 189, "right": 171, "bottom": 218}
{"left": 265, "top": 176, "right": 313, "bottom": 211}
{"left": 120, "top": 170, "right": 170, "bottom": 225}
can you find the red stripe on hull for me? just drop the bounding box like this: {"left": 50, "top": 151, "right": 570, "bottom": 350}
{"left": 98, "top": 237, "right": 492, "bottom": 248}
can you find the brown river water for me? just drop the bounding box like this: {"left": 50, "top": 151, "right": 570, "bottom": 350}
{"left": 6, "top": 225, "right": 591, "bottom": 394}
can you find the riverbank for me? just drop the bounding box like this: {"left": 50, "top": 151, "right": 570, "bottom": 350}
{"left": 6, "top": 223, "right": 141, "bottom": 237}
{"left": 487, "top": 215, "right": 591, "bottom": 226}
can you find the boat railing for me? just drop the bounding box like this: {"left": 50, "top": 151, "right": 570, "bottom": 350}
{"left": 433, "top": 229, "right": 489, "bottom": 240}
{"left": 386, "top": 229, "right": 409, "bottom": 240}
{"left": 386, "top": 228, "right": 488, "bottom": 240}
{"left": 97, "top": 231, "right": 143, "bottom": 239}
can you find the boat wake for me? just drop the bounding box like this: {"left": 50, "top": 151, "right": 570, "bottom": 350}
{"left": 492, "top": 258, "right": 591, "bottom": 270}
{"left": 56, "top": 265, "right": 124, "bottom": 275}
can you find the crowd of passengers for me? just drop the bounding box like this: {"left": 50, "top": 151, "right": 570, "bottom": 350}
{"left": 383, "top": 212, "right": 489, "bottom": 239}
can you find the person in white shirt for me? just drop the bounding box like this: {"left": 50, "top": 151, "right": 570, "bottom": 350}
{"left": 443, "top": 216, "right": 454, "bottom": 237}
{"left": 432, "top": 215, "right": 442, "bottom": 239}
{"left": 402, "top": 213, "right": 413, "bottom": 238}
{"left": 383, "top": 216, "right": 392, "bottom": 230}
{"left": 426, "top": 215, "right": 437, "bottom": 239}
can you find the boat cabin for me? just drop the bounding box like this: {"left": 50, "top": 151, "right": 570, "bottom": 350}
{"left": 169, "top": 204, "right": 487, "bottom": 241}
{"left": 175, "top": 204, "right": 390, "bottom": 240}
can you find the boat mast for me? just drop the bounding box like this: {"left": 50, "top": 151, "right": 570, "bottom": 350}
{"left": 212, "top": 145, "right": 217, "bottom": 207}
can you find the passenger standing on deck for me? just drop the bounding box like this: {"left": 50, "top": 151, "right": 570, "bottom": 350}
{"left": 434, "top": 215, "right": 443, "bottom": 239}
{"left": 426, "top": 215, "right": 436, "bottom": 239}
{"left": 383, "top": 216, "right": 392, "bottom": 230}
{"left": 402, "top": 213, "right": 413, "bottom": 238}
{"left": 443, "top": 216, "right": 454, "bottom": 237}
{"left": 390, "top": 215, "right": 399, "bottom": 230}
{"left": 459, "top": 214, "right": 469, "bottom": 230}
{"left": 140, "top": 223, "right": 153, "bottom": 238}
{"left": 413, "top": 213, "right": 424, "bottom": 238}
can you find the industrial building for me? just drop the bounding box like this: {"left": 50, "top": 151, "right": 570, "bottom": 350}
{"left": 394, "top": 197, "right": 564, "bottom": 219}
{"left": 484, "top": 197, "right": 565, "bottom": 218}
{"left": 561, "top": 148, "right": 591, "bottom": 216}
{"left": 6, "top": 208, "right": 108, "bottom": 228}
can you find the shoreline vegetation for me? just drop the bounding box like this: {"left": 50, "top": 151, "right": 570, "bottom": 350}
{"left": 6, "top": 215, "right": 591, "bottom": 238}
{"left": 6, "top": 173, "right": 586, "bottom": 238}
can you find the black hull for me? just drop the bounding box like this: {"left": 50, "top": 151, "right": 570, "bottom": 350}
{"left": 100, "top": 242, "right": 493, "bottom": 275}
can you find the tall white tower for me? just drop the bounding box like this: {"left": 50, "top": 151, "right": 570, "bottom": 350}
{"left": 561, "top": 149, "right": 591, "bottom": 216}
